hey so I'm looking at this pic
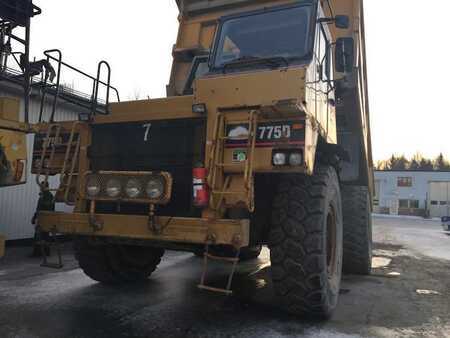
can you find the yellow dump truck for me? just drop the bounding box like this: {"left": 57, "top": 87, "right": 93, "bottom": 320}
{"left": 34, "top": 0, "right": 372, "bottom": 318}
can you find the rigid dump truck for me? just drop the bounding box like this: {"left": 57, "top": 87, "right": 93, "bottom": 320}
{"left": 34, "top": 0, "right": 373, "bottom": 318}
{"left": 0, "top": 0, "right": 42, "bottom": 257}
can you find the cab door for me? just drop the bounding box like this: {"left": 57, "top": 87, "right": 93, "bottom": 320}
{"left": 0, "top": 97, "right": 28, "bottom": 187}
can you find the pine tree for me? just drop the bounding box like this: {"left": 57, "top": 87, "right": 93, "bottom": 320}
{"left": 409, "top": 152, "right": 423, "bottom": 170}
{"left": 434, "top": 153, "right": 450, "bottom": 171}
{"left": 419, "top": 158, "right": 434, "bottom": 171}
{"left": 388, "top": 154, "right": 409, "bottom": 170}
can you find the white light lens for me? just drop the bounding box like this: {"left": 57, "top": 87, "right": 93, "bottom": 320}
{"left": 106, "top": 179, "right": 122, "bottom": 198}
{"left": 192, "top": 104, "right": 207, "bottom": 114}
{"left": 86, "top": 177, "right": 101, "bottom": 197}
{"left": 146, "top": 178, "right": 164, "bottom": 199}
{"left": 125, "top": 179, "right": 141, "bottom": 198}
{"left": 273, "top": 153, "right": 287, "bottom": 166}
{"left": 289, "top": 153, "right": 303, "bottom": 166}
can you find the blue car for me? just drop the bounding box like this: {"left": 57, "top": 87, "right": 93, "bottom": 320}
{"left": 442, "top": 216, "right": 450, "bottom": 231}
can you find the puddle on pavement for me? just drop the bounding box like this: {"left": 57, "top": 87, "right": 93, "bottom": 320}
{"left": 372, "top": 248, "right": 417, "bottom": 258}
{"left": 416, "top": 289, "right": 440, "bottom": 295}
{"left": 386, "top": 272, "right": 401, "bottom": 277}
{"left": 372, "top": 256, "right": 392, "bottom": 268}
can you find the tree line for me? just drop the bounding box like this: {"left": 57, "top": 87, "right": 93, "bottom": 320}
{"left": 376, "top": 153, "right": 450, "bottom": 171}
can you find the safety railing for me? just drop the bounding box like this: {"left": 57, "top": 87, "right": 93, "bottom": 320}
{"left": 37, "top": 49, "right": 120, "bottom": 123}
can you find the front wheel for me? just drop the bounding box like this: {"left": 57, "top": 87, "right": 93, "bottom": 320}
{"left": 74, "top": 237, "right": 164, "bottom": 284}
{"left": 269, "top": 166, "right": 343, "bottom": 319}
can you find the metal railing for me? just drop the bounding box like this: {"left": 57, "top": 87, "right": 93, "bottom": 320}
{"left": 38, "top": 49, "right": 120, "bottom": 123}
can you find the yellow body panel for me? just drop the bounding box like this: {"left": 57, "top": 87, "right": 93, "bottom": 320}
{"left": 98, "top": 95, "right": 198, "bottom": 124}
{"left": 0, "top": 97, "right": 20, "bottom": 122}
{"left": 0, "top": 98, "right": 28, "bottom": 187}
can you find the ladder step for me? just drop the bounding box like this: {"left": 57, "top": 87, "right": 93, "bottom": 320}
{"left": 212, "top": 190, "right": 247, "bottom": 195}
{"left": 219, "top": 136, "right": 251, "bottom": 141}
{"left": 204, "top": 253, "right": 240, "bottom": 263}
{"left": 197, "top": 285, "right": 233, "bottom": 295}
{"left": 215, "top": 163, "right": 245, "bottom": 167}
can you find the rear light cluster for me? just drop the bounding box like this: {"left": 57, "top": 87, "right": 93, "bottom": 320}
{"left": 272, "top": 150, "right": 304, "bottom": 167}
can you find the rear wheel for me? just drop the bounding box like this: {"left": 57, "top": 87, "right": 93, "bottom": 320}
{"left": 74, "top": 237, "right": 164, "bottom": 284}
{"left": 269, "top": 166, "right": 343, "bottom": 318}
{"left": 341, "top": 185, "right": 372, "bottom": 275}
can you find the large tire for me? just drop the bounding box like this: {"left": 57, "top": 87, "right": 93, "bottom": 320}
{"left": 269, "top": 166, "right": 343, "bottom": 319}
{"left": 341, "top": 185, "right": 373, "bottom": 275}
{"left": 74, "top": 237, "right": 164, "bottom": 284}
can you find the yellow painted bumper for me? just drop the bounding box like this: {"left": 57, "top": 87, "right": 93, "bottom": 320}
{"left": 37, "top": 212, "right": 249, "bottom": 247}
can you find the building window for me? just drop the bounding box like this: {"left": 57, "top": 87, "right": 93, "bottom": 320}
{"left": 410, "top": 200, "right": 419, "bottom": 209}
{"left": 399, "top": 199, "right": 409, "bottom": 208}
{"left": 397, "top": 177, "right": 412, "bottom": 187}
{"left": 440, "top": 201, "right": 448, "bottom": 206}
{"left": 431, "top": 200, "right": 438, "bottom": 205}
{"left": 399, "top": 199, "right": 420, "bottom": 209}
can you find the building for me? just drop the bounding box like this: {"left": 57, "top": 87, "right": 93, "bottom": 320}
{"left": 374, "top": 170, "right": 450, "bottom": 218}
{"left": 0, "top": 76, "right": 90, "bottom": 240}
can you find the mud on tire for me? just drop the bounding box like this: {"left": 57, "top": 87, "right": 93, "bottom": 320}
{"left": 341, "top": 185, "right": 372, "bottom": 275}
{"left": 74, "top": 237, "right": 164, "bottom": 284}
{"left": 269, "top": 166, "right": 343, "bottom": 318}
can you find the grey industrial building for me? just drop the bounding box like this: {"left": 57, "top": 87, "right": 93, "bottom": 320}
{"left": 374, "top": 170, "right": 450, "bottom": 218}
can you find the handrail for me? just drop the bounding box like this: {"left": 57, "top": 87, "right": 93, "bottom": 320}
{"left": 43, "top": 49, "right": 120, "bottom": 103}
{"left": 47, "top": 49, "right": 62, "bottom": 122}
{"left": 32, "top": 5, "right": 42, "bottom": 16}
{"left": 38, "top": 49, "right": 120, "bottom": 122}
{"left": 92, "top": 61, "right": 112, "bottom": 115}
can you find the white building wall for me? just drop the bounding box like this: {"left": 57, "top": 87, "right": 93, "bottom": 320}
{"left": 374, "top": 171, "right": 450, "bottom": 215}
{"left": 0, "top": 90, "right": 81, "bottom": 240}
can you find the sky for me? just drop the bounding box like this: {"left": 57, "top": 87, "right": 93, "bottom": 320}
{"left": 29, "top": 0, "right": 450, "bottom": 162}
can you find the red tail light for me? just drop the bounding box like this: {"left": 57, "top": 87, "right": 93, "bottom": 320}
{"left": 193, "top": 167, "right": 209, "bottom": 208}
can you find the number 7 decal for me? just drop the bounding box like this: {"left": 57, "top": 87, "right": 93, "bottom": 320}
{"left": 143, "top": 123, "right": 152, "bottom": 142}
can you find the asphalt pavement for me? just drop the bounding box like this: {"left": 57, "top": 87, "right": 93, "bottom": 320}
{"left": 0, "top": 216, "right": 449, "bottom": 338}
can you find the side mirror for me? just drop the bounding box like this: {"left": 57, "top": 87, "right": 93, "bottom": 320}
{"left": 335, "top": 37, "right": 354, "bottom": 73}
{"left": 335, "top": 15, "right": 350, "bottom": 29}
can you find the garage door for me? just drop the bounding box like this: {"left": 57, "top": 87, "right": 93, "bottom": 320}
{"left": 428, "top": 182, "right": 450, "bottom": 218}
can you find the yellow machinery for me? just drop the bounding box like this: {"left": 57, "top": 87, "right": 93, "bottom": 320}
{"left": 0, "top": 0, "right": 42, "bottom": 258}
{"left": 0, "top": 98, "right": 29, "bottom": 259}
{"left": 0, "top": 97, "right": 28, "bottom": 188}
{"left": 34, "top": 0, "right": 373, "bottom": 318}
